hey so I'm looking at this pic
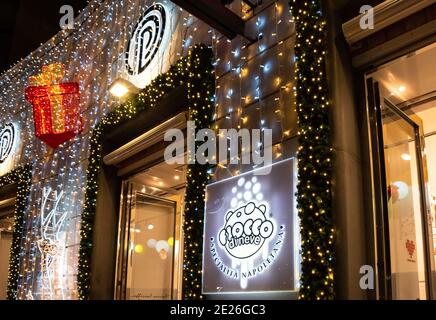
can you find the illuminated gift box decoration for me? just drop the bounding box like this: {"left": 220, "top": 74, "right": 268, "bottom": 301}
{"left": 25, "top": 64, "right": 82, "bottom": 148}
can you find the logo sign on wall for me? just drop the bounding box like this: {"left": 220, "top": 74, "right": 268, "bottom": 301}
{"left": 202, "top": 158, "right": 300, "bottom": 294}
{"left": 125, "top": 3, "right": 168, "bottom": 76}
{"left": 0, "top": 123, "right": 15, "bottom": 163}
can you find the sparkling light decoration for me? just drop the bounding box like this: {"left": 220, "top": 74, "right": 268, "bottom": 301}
{"left": 289, "top": 0, "right": 336, "bottom": 300}
{"left": 2, "top": 166, "right": 32, "bottom": 300}
{"left": 182, "top": 45, "right": 214, "bottom": 300}
{"left": 25, "top": 64, "right": 81, "bottom": 148}
{"left": 0, "top": 0, "right": 210, "bottom": 300}
{"left": 212, "top": 0, "right": 297, "bottom": 178}
{"left": 78, "top": 44, "right": 214, "bottom": 300}
{"left": 37, "top": 187, "right": 68, "bottom": 299}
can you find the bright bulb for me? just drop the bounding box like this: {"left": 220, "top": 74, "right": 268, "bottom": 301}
{"left": 109, "top": 83, "right": 129, "bottom": 98}
{"left": 134, "top": 244, "right": 143, "bottom": 254}
{"left": 401, "top": 153, "right": 411, "bottom": 161}
{"left": 398, "top": 86, "right": 406, "bottom": 93}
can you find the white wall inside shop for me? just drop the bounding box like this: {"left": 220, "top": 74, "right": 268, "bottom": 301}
{"left": 382, "top": 120, "right": 427, "bottom": 300}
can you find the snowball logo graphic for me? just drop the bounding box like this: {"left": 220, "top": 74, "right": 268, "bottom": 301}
{"left": 218, "top": 176, "right": 275, "bottom": 262}
{"left": 230, "top": 176, "right": 264, "bottom": 208}
{"left": 219, "top": 202, "right": 274, "bottom": 259}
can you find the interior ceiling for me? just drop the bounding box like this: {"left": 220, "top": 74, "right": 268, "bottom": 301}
{"left": 132, "top": 161, "right": 187, "bottom": 193}
{"left": 369, "top": 43, "right": 436, "bottom": 104}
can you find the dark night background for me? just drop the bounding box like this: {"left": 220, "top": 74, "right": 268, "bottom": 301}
{"left": 0, "top": 0, "right": 385, "bottom": 75}
{"left": 0, "top": 0, "right": 88, "bottom": 74}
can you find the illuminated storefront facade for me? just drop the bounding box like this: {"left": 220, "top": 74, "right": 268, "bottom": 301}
{"left": 0, "top": 0, "right": 435, "bottom": 301}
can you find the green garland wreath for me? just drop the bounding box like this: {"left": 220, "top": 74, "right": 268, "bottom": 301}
{"left": 1, "top": 165, "right": 32, "bottom": 300}
{"left": 78, "top": 44, "right": 214, "bottom": 300}
{"left": 289, "top": 0, "right": 336, "bottom": 300}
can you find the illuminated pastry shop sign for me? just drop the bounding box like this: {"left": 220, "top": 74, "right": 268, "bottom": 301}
{"left": 0, "top": 123, "right": 16, "bottom": 163}
{"left": 202, "top": 158, "right": 299, "bottom": 294}
{"left": 125, "top": 3, "right": 168, "bottom": 76}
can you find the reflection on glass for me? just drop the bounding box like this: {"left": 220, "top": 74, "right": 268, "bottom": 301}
{"left": 382, "top": 104, "right": 427, "bottom": 299}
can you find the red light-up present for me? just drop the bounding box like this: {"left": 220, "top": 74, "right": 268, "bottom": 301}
{"left": 25, "top": 64, "right": 82, "bottom": 148}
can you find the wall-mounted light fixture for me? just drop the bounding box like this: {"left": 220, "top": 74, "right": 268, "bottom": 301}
{"left": 109, "top": 78, "right": 140, "bottom": 99}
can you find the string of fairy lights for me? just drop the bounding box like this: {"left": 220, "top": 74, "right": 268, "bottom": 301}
{"left": 0, "top": 0, "right": 335, "bottom": 301}
{"left": 182, "top": 47, "right": 215, "bottom": 300}
{"left": 212, "top": 0, "right": 295, "bottom": 179}
{"left": 289, "top": 0, "right": 336, "bottom": 300}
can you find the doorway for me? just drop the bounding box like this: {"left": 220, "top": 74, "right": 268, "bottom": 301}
{"left": 366, "top": 43, "right": 436, "bottom": 299}
{"left": 114, "top": 161, "right": 186, "bottom": 300}
{"left": 0, "top": 196, "right": 16, "bottom": 300}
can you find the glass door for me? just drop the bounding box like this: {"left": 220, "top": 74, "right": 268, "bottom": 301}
{"left": 368, "top": 79, "right": 434, "bottom": 299}
{"left": 115, "top": 181, "right": 177, "bottom": 300}
{"left": 0, "top": 214, "right": 14, "bottom": 300}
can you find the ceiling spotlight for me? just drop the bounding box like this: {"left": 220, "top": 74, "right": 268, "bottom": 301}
{"left": 148, "top": 224, "right": 154, "bottom": 230}
{"left": 109, "top": 78, "right": 140, "bottom": 99}
{"left": 398, "top": 86, "right": 406, "bottom": 93}
{"left": 174, "top": 175, "right": 180, "bottom": 180}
